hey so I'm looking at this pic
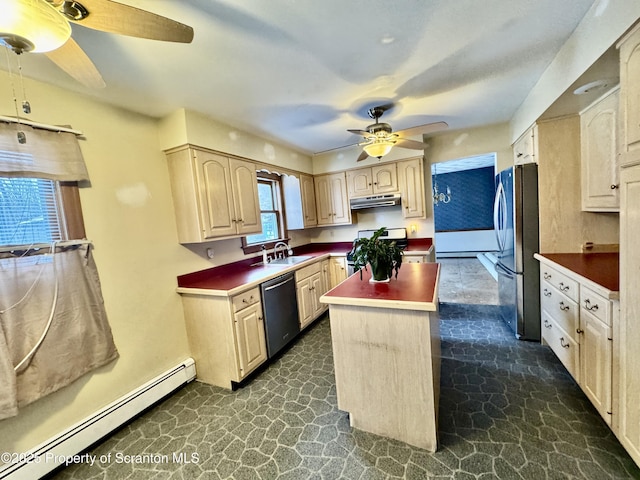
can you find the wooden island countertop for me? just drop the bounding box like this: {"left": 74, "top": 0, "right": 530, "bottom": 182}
{"left": 320, "top": 262, "right": 441, "bottom": 452}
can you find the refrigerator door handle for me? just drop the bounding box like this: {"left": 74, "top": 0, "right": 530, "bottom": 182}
{"left": 493, "top": 182, "right": 506, "bottom": 251}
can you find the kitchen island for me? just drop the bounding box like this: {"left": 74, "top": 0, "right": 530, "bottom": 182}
{"left": 320, "top": 262, "right": 441, "bottom": 451}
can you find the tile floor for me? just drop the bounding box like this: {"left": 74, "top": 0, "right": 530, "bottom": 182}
{"left": 50, "top": 259, "right": 640, "bottom": 479}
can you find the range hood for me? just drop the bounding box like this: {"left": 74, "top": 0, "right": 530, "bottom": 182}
{"left": 349, "top": 193, "right": 402, "bottom": 210}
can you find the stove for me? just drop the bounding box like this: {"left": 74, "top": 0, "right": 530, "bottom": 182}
{"left": 346, "top": 227, "right": 408, "bottom": 275}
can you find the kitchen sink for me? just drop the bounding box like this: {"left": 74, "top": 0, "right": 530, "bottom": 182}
{"left": 265, "top": 255, "right": 313, "bottom": 266}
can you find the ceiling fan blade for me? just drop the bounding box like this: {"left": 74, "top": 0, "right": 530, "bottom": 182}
{"left": 347, "top": 129, "right": 370, "bottom": 136}
{"left": 66, "top": 0, "right": 194, "bottom": 43}
{"left": 395, "top": 138, "right": 429, "bottom": 150}
{"left": 45, "top": 38, "right": 106, "bottom": 88}
{"left": 356, "top": 150, "right": 370, "bottom": 162}
{"left": 396, "top": 121, "right": 448, "bottom": 138}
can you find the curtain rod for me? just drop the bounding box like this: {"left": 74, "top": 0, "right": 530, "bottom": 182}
{"left": 0, "top": 239, "right": 92, "bottom": 254}
{"left": 0, "top": 115, "right": 83, "bottom": 136}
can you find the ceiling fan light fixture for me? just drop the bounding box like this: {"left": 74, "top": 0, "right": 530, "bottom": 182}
{"left": 363, "top": 140, "right": 394, "bottom": 159}
{"left": 0, "top": 0, "right": 71, "bottom": 53}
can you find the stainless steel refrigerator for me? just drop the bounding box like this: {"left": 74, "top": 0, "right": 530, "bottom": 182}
{"left": 493, "top": 163, "right": 540, "bottom": 341}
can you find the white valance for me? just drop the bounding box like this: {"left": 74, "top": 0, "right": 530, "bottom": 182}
{"left": 0, "top": 121, "right": 89, "bottom": 181}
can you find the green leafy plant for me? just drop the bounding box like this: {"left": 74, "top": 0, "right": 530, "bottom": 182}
{"left": 350, "top": 227, "right": 403, "bottom": 281}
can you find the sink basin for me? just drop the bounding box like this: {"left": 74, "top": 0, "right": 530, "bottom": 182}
{"left": 264, "top": 255, "right": 313, "bottom": 266}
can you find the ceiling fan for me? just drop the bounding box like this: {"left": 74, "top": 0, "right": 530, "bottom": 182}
{"left": 0, "top": 0, "right": 194, "bottom": 89}
{"left": 347, "top": 105, "right": 448, "bottom": 161}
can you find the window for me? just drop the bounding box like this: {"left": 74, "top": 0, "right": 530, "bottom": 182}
{"left": 243, "top": 174, "right": 287, "bottom": 252}
{"left": 0, "top": 177, "right": 85, "bottom": 247}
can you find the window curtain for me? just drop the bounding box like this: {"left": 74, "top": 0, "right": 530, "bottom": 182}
{"left": 0, "top": 244, "right": 118, "bottom": 420}
{"left": 0, "top": 121, "right": 89, "bottom": 181}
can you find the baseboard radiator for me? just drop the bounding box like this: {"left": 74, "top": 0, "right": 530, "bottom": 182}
{"left": 0, "top": 358, "right": 196, "bottom": 480}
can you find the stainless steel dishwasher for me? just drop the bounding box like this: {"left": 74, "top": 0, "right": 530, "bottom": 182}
{"left": 260, "top": 272, "right": 300, "bottom": 358}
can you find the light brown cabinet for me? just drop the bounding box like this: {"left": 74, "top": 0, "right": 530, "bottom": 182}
{"left": 580, "top": 87, "right": 620, "bottom": 211}
{"left": 295, "top": 260, "right": 328, "bottom": 330}
{"left": 617, "top": 159, "right": 640, "bottom": 464}
{"left": 329, "top": 256, "right": 348, "bottom": 287}
{"left": 619, "top": 23, "right": 640, "bottom": 157}
{"left": 513, "top": 124, "right": 538, "bottom": 165}
{"left": 538, "top": 259, "right": 616, "bottom": 426}
{"left": 166, "top": 146, "right": 261, "bottom": 243}
{"left": 397, "top": 157, "right": 426, "bottom": 219}
{"left": 314, "top": 172, "right": 351, "bottom": 226}
{"left": 180, "top": 287, "right": 267, "bottom": 389}
{"left": 347, "top": 164, "right": 398, "bottom": 197}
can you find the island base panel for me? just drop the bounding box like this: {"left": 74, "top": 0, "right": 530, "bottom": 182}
{"left": 329, "top": 304, "right": 440, "bottom": 451}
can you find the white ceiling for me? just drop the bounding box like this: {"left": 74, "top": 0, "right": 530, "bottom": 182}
{"left": 1, "top": 0, "right": 601, "bottom": 156}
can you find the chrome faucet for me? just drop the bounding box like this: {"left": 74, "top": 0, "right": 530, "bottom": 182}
{"left": 273, "top": 241, "right": 291, "bottom": 259}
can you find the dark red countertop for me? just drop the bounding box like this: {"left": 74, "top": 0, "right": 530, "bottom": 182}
{"left": 177, "top": 238, "right": 434, "bottom": 293}
{"left": 536, "top": 252, "right": 619, "bottom": 292}
{"left": 320, "top": 262, "right": 440, "bottom": 312}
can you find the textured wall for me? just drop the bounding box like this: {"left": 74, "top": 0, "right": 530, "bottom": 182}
{"left": 433, "top": 167, "right": 495, "bottom": 232}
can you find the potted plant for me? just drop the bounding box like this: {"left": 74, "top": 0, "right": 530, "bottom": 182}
{"left": 350, "top": 227, "right": 403, "bottom": 282}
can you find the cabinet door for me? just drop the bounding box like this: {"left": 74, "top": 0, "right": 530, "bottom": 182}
{"left": 310, "top": 271, "right": 324, "bottom": 318}
{"left": 320, "top": 259, "right": 331, "bottom": 293}
{"left": 579, "top": 311, "right": 612, "bottom": 425}
{"left": 329, "top": 256, "right": 348, "bottom": 288}
{"left": 581, "top": 88, "right": 620, "bottom": 211}
{"left": 314, "top": 175, "right": 333, "bottom": 225}
{"left": 347, "top": 168, "right": 373, "bottom": 197}
{"left": 620, "top": 26, "right": 640, "bottom": 154}
{"left": 372, "top": 163, "right": 398, "bottom": 194}
{"left": 328, "top": 172, "right": 351, "bottom": 225}
{"left": 618, "top": 161, "right": 640, "bottom": 464}
{"left": 397, "top": 158, "right": 426, "bottom": 219}
{"left": 296, "top": 278, "right": 314, "bottom": 329}
{"left": 300, "top": 174, "right": 318, "bottom": 227}
{"left": 513, "top": 126, "right": 537, "bottom": 165}
{"left": 233, "top": 302, "right": 267, "bottom": 379}
{"left": 229, "top": 158, "right": 261, "bottom": 235}
{"left": 194, "top": 151, "right": 237, "bottom": 238}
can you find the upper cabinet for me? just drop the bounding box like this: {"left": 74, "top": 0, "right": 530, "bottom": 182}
{"left": 513, "top": 124, "right": 538, "bottom": 165}
{"left": 166, "top": 146, "right": 261, "bottom": 243}
{"left": 347, "top": 164, "right": 398, "bottom": 197}
{"left": 397, "top": 157, "right": 426, "bottom": 219}
{"left": 283, "top": 173, "right": 317, "bottom": 230}
{"left": 580, "top": 87, "right": 620, "bottom": 212}
{"left": 314, "top": 172, "right": 351, "bottom": 226}
{"left": 619, "top": 23, "right": 640, "bottom": 159}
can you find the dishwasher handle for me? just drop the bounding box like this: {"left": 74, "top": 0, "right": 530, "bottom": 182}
{"left": 262, "top": 274, "right": 294, "bottom": 292}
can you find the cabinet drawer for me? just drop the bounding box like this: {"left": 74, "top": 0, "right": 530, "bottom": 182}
{"left": 295, "top": 260, "right": 321, "bottom": 281}
{"left": 542, "top": 310, "right": 579, "bottom": 381}
{"left": 231, "top": 287, "right": 261, "bottom": 312}
{"left": 540, "top": 266, "right": 579, "bottom": 303}
{"left": 580, "top": 285, "right": 611, "bottom": 326}
{"left": 541, "top": 281, "right": 579, "bottom": 340}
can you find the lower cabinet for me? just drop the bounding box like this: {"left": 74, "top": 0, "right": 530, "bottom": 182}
{"left": 539, "top": 261, "right": 615, "bottom": 425}
{"left": 180, "top": 287, "right": 267, "bottom": 389}
{"left": 329, "top": 256, "right": 348, "bottom": 287}
{"left": 295, "top": 260, "right": 329, "bottom": 330}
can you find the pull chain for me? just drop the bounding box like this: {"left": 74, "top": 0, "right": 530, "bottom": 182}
{"left": 16, "top": 53, "right": 31, "bottom": 115}
{"left": 3, "top": 47, "right": 26, "bottom": 143}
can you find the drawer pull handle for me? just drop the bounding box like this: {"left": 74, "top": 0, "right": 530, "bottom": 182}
{"left": 559, "top": 302, "right": 570, "bottom": 311}
{"left": 560, "top": 337, "right": 570, "bottom": 349}
{"left": 242, "top": 296, "right": 254, "bottom": 304}
{"left": 543, "top": 272, "right": 551, "bottom": 280}
{"left": 544, "top": 319, "right": 552, "bottom": 329}
{"left": 576, "top": 328, "right": 584, "bottom": 334}
{"left": 543, "top": 289, "right": 552, "bottom": 297}
{"left": 584, "top": 299, "right": 599, "bottom": 311}
{"left": 558, "top": 282, "right": 570, "bottom": 292}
